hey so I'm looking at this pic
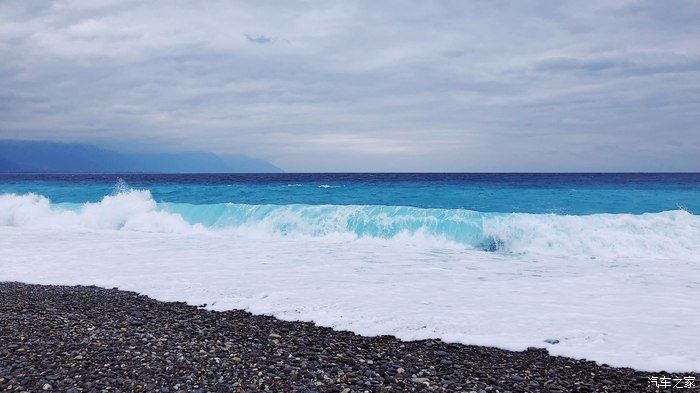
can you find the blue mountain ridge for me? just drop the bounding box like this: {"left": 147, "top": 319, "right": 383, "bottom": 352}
{"left": 0, "top": 140, "right": 283, "bottom": 173}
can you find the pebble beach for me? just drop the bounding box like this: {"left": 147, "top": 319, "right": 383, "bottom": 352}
{"left": 1, "top": 282, "right": 691, "bottom": 392}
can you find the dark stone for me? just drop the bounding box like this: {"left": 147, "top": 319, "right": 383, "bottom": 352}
{"left": 0, "top": 282, "right": 688, "bottom": 393}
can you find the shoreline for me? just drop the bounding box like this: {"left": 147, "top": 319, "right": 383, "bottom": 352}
{"left": 0, "top": 282, "right": 693, "bottom": 392}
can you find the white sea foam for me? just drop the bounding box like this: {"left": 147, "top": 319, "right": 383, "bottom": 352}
{"left": 1, "top": 189, "right": 699, "bottom": 372}
{"left": 1, "top": 190, "right": 699, "bottom": 259}
{"left": 0, "top": 191, "right": 201, "bottom": 233}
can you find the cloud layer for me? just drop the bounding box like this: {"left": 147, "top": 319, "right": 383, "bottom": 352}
{"left": 1, "top": 0, "right": 699, "bottom": 171}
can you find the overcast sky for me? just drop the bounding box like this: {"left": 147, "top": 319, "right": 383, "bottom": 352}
{"left": 1, "top": 1, "right": 699, "bottom": 171}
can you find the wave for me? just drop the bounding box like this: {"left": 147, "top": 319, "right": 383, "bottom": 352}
{"left": 0, "top": 189, "right": 201, "bottom": 234}
{"left": 1, "top": 189, "right": 699, "bottom": 259}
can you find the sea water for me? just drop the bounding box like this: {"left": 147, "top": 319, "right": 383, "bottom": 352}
{"left": 0, "top": 173, "right": 699, "bottom": 371}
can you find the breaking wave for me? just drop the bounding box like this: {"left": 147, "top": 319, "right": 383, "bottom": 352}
{"left": 1, "top": 188, "right": 699, "bottom": 259}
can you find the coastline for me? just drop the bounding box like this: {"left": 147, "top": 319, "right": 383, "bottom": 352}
{"left": 1, "top": 282, "right": 690, "bottom": 392}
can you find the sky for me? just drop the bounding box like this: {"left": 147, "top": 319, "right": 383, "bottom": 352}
{"left": 1, "top": 0, "right": 699, "bottom": 172}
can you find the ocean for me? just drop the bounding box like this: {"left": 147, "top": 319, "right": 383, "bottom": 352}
{"left": 1, "top": 173, "right": 699, "bottom": 372}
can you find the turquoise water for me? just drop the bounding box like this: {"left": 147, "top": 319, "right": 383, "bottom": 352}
{"left": 0, "top": 173, "right": 698, "bottom": 214}
{"left": 1, "top": 173, "right": 699, "bottom": 253}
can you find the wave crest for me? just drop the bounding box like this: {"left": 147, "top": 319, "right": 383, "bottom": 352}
{"left": 0, "top": 190, "right": 199, "bottom": 233}
{"left": 1, "top": 189, "right": 699, "bottom": 259}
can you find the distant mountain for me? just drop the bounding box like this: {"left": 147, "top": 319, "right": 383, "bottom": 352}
{"left": 220, "top": 155, "right": 284, "bottom": 173}
{"left": 0, "top": 140, "right": 283, "bottom": 173}
{"left": 0, "top": 141, "right": 130, "bottom": 173}
{"left": 0, "top": 155, "right": 20, "bottom": 172}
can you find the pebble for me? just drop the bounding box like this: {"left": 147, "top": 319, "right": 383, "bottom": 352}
{"left": 0, "top": 282, "right": 691, "bottom": 392}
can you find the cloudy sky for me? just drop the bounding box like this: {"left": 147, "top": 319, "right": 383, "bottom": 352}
{"left": 1, "top": 1, "right": 699, "bottom": 171}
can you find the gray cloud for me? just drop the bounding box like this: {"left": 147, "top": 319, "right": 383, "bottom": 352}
{"left": 0, "top": 0, "right": 698, "bottom": 171}
{"left": 534, "top": 57, "right": 631, "bottom": 73}
{"left": 534, "top": 56, "right": 700, "bottom": 77}
{"left": 244, "top": 34, "right": 272, "bottom": 44}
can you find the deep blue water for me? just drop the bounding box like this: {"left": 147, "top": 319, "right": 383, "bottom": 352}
{"left": 1, "top": 173, "right": 699, "bottom": 214}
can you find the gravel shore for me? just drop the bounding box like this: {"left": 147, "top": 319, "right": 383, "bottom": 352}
{"left": 0, "top": 282, "right": 693, "bottom": 392}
